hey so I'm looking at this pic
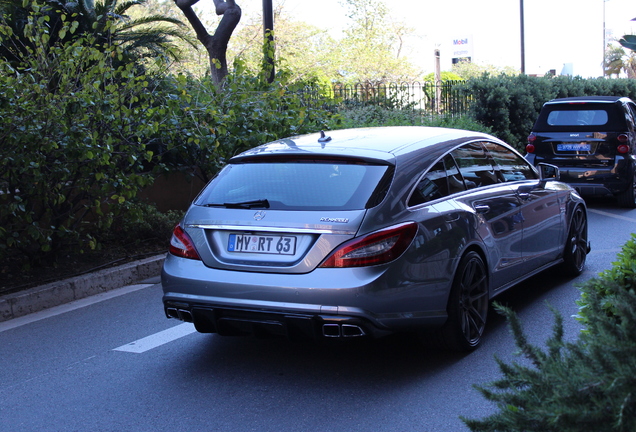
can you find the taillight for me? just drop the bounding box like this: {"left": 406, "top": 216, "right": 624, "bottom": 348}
{"left": 527, "top": 133, "right": 536, "bottom": 143}
{"left": 525, "top": 144, "right": 535, "bottom": 153}
{"left": 169, "top": 224, "right": 201, "bottom": 260}
{"left": 617, "top": 134, "right": 629, "bottom": 143}
{"left": 617, "top": 144, "right": 630, "bottom": 154}
{"left": 319, "top": 222, "right": 417, "bottom": 268}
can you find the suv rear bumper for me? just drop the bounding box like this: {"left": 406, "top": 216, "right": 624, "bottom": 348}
{"left": 526, "top": 154, "right": 634, "bottom": 196}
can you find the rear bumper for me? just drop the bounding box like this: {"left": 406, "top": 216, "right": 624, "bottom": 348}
{"left": 163, "top": 302, "right": 389, "bottom": 339}
{"left": 526, "top": 154, "right": 634, "bottom": 196}
{"left": 558, "top": 168, "right": 627, "bottom": 196}
{"left": 161, "top": 254, "right": 449, "bottom": 340}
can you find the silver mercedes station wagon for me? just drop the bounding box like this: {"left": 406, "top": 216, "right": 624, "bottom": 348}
{"left": 162, "top": 127, "right": 590, "bottom": 351}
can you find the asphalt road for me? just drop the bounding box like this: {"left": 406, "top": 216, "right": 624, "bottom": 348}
{"left": 1, "top": 197, "right": 634, "bottom": 432}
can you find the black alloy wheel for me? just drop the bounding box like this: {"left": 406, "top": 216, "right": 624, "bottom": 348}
{"left": 440, "top": 251, "right": 489, "bottom": 351}
{"left": 562, "top": 206, "right": 588, "bottom": 276}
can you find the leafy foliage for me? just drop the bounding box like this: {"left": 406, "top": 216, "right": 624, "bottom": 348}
{"left": 0, "top": 6, "right": 337, "bottom": 269}
{"left": 462, "top": 236, "right": 636, "bottom": 432}
{"left": 0, "top": 0, "right": 194, "bottom": 67}
{"left": 577, "top": 233, "right": 636, "bottom": 326}
{"left": 423, "top": 71, "right": 462, "bottom": 82}
{"left": 0, "top": 22, "right": 160, "bottom": 263}
{"left": 151, "top": 68, "right": 338, "bottom": 184}
{"left": 619, "top": 34, "right": 636, "bottom": 54}
{"left": 337, "top": 0, "right": 418, "bottom": 84}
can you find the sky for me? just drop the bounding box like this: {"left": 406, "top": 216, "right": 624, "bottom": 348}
{"left": 239, "top": 0, "right": 636, "bottom": 78}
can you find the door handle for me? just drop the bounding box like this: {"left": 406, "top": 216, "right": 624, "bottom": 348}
{"left": 473, "top": 204, "right": 490, "bottom": 213}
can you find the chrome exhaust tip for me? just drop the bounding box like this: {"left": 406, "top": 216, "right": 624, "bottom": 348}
{"left": 341, "top": 324, "right": 365, "bottom": 337}
{"left": 165, "top": 307, "right": 194, "bottom": 323}
{"left": 178, "top": 309, "right": 194, "bottom": 323}
{"left": 322, "top": 323, "right": 365, "bottom": 338}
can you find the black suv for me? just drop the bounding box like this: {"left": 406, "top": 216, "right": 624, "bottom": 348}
{"left": 525, "top": 96, "right": 636, "bottom": 208}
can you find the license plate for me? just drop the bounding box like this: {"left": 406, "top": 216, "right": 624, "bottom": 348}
{"left": 557, "top": 143, "right": 590, "bottom": 151}
{"left": 228, "top": 234, "right": 297, "bottom": 255}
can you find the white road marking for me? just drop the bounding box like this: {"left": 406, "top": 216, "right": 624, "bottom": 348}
{"left": 588, "top": 208, "right": 636, "bottom": 223}
{"left": 113, "top": 322, "right": 196, "bottom": 353}
{"left": 0, "top": 284, "right": 154, "bottom": 333}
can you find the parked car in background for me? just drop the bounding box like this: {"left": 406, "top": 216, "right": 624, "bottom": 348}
{"left": 525, "top": 96, "right": 636, "bottom": 208}
{"left": 162, "top": 127, "right": 590, "bottom": 352}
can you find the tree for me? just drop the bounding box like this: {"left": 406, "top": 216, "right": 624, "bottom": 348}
{"left": 423, "top": 71, "right": 462, "bottom": 82}
{"left": 174, "top": 0, "right": 241, "bottom": 86}
{"left": 604, "top": 43, "right": 626, "bottom": 77}
{"left": 451, "top": 61, "right": 518, "bottom": 80}
{"left": 619, "top": 33, "right": 636, "bottom": 53}
{"left": 603, "top": 40, "right": 636, "bottom": 79}
{"left": 0, "top": 0, "right": 194, "bottom": 67}
{"left": 227, "top": 3, "right": 341, "bottom": 84}
{"left": 337, "top": 0, "right": 419, "bottom": 84}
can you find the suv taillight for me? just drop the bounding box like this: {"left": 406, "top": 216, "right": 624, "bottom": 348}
{"left": 319, "top": 222, "right": 417, "bottom": 268}
{"left": 169, "top": 225, "right": 201, "bottom": 260}
{"left": 617, "top": 144, "right": 630, "bottom": 154}
{"left": 526, "top": 134, "right": 536, "bottom": 153}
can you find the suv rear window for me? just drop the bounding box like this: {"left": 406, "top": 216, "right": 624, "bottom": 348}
{"left": 546, "top": 109, "right": 608, "bottom": 126}
{"left": 196, "top": 162, "right": 392, "bottom": 210}
{"left": 534, "top": 103, "right": 626, "bottom": 131}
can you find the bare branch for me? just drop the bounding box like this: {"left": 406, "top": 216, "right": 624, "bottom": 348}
{"left": 174, "top": 0, "right": 200, "bottom": 9}
{"left": 173, "top": 0, "right": 242, "bottom": 86}
{"left": 212, "top": 0, "right": 228, "bottom": 15}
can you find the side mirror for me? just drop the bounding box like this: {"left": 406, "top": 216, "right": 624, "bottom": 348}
{"left": 518, "top": 163, "right": 561, "bottom": 194}
{"left": 537, "top": 163, "right": 560, "bottom": 188}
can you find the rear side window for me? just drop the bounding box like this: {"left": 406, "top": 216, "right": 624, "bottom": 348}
{"left": 451, "top": 143, "right": 498, "bottom": 188}
{"left": 196, "top": 162, "right": 392, "bottom": 210}
{"left": 534, "top": 103, "right": 626, "bottom": 131}
{"left": 408, "top": 155, "right": 467, "bottom": 206}
{"left": 482, "top": 142, "right": 537, "bottom": 182}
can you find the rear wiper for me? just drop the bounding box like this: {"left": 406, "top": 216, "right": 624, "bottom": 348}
{"left": 203, "top": 199, "right": 270, "bottom": 209}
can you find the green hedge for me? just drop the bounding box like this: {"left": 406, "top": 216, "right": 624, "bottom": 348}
{"left": 0, "top": 8, "right": 337, "bottom": 267}
{"left": 463, "top": 234, "right": 636, "bottom": 431}
{"left": 154, "top": 69, "right": 336, "bottom": 185}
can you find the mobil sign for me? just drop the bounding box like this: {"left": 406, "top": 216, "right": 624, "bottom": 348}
{"left": 452, "top": 35, "right": 473, "bottom": 59}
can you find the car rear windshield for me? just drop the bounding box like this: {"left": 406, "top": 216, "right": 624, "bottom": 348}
{"left": 195, "top": 161, "right": 392, "bottom": 210}
{"left": 534, "top": 103, "right": 627, "bottom": 131}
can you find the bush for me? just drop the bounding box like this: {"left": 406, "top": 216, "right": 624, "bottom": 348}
{"left": 105, "top": 200, "right": 183, "bottom": 246}
{"left": 0, "top": 6, "right": 338, "bottom": 269}
{"left": 0, "top": 16, "right": 163, "bottom": 265}
{"left": 462, "top": 235, "right": 636, "bottom": 432}
{"left": 577, "top": 233, "right": 636, "bottom": 326}
{"left": 337, "top": 103, "right": 423, "bottom": 127}
{"left": 155, "top": 70, "right": 338, "bottom": 184}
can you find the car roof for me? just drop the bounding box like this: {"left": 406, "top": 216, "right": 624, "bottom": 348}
{"left": 230, "top": 126, "right": 499, "bottom": 165}
{"left": 545, "top": 96, "right": 630, "bottom": 105}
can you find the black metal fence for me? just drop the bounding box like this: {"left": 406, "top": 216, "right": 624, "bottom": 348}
{"left": 326, "top": 81, "right": 470, "bottom": 117}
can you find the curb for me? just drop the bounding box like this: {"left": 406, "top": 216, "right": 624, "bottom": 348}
{"left": 0, "top": 254, "right": 165, "bottom": 323}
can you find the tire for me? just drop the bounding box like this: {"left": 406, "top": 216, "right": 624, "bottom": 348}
{"left": 616, "top": 172, "right": 636, "bottom": 209}
{"left": 437, "top": 251, "right": 489, "bottom": 352}
{"left": 562, "top": 206, "right": 588, "bottom": 277}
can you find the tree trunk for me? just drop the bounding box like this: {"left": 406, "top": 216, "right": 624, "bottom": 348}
{"left": 174, "top": 0, "right": 242, "bottom": 87}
